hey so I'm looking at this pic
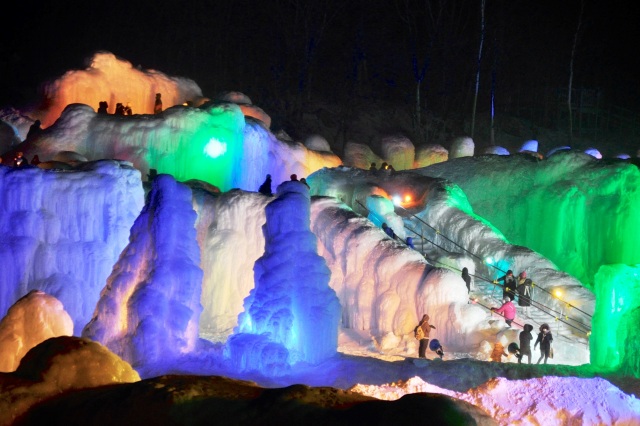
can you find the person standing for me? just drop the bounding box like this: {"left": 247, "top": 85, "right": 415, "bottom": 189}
{"left": 494, "top": 270, "right": 517, "bottom": 300}
{"left": 518, "top": 324, "right": 534, "bottom": 364}
{"left": 491, "top": 296, "right": 516, "bottom": 327}
{"left": 414, "top": 314, "right": 436, "bottom": 358}
{"left": 516, "top": 272, "right": 533, "bottom": 316}
{"left": 461, "top": 267, "right": 472, "bottom": 294}
{"left": 534, "top": 323, "right": 553, "bottom": 364}
{"left": 154, "top": 93, "right": 163, "bottom": 114}
{"left": 258, "top": 174, "right": 273, "bottom": 196}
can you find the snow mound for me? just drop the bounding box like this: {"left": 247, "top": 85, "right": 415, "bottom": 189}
{"left": 0, "top": 290, "right": 73, "bottom": 372}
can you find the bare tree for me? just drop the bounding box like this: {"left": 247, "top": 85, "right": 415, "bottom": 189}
{"left": 471, "top": 0, "right": 485, "bottom": 139}
{"left": 567, "top": 0, "right": 585, "bottom": 144}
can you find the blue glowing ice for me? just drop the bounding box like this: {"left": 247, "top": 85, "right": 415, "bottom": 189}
{"left": 226, "top": 180, "right": 341, "bottom": 375}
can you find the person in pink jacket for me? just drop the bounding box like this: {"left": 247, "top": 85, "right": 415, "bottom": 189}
{"left": 491, "top": 296, "right": 516, "bottom": 327}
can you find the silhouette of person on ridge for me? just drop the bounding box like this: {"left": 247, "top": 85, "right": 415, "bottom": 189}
{"left": 26, "top": 120, "right": 43, "bottom": 140}
{"left": 258, "top": 174, "right": 273, "bottom": 196}
{"left": 97, "top": 101, "right": 109, "bottom": 114}
{"left": 115, "top": 103, "right": 125, "bottom": 115}
{"left": 154, "top": 93, "right": 163, "bottom": 114}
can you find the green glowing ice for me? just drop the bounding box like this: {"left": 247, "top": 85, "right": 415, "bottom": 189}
{"left": 591, "top": 264, "right": 640, "bottom": 377}
{"left": 145, "top": 103, "right": 245, "bottom": 191}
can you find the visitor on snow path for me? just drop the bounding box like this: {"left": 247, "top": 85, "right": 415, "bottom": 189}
{"left": 534, "top": 323, "right": 554, "bottom": 364}
{"left": 491, "top": 296, "right": 516, "bottom": 327}
{"left": 494, "top": 269, "right": 517, "bottom": 300}
{"left": 518, "top": 324, "right": 534, "bottom": 364}
{"left": 414, "top": 314, "right": 436, "bottom": 358}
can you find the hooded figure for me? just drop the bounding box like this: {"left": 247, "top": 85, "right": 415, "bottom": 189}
{"left": 414, "top": 314, "right": 436, "bottom": 358}
{"left": 534, "top": 323, "right": 553, "bottom": 364}
{"left": 518, "top": 324, "right": 534, "bottom": 364}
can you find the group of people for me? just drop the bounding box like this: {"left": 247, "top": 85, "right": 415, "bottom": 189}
{"left": 5, "top": 151, "right": 40, "bottom": 167}
{"left": 369, "top": 162, "right": 396, "bottom": 172}
{"left": 257, "top": 174, "right": 310, "bottom": 197}
{"left": 97, "top": 101, "right": 133, "bottom": 115}
{"left": 493, "top": 269, "right": 533, "bottom": 315}
{"left": 503, "top": 323, "right": 554, "bottom": 365}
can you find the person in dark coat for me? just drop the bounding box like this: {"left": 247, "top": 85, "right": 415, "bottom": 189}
{"left": 494, "top": 270, "right": 517, "bottom": 300}
{"left": 30, "top": 155, "right": 41, "bottom": 166}
{"left": 414, "top": 314, "right": 436, "bottom": 358}
{"left": 516, "top": 272, "right": 533, "bottom": 316}
{"left": 258, "top": 174, "right": 273, "bottom": 196}
{"left": 97, "top": 101, "right": 109, "bottom": 114}
{"left": 461, "top": 267, "right": 471, "bottom": 294}
{"left": 518, "top": 324, "right": 534, "bottom": 364}
{"left": 290, "top": 174, "right": 298, "bottom": 181}
{"left": 300, "top": 177, "right": 310, "bottom": 189}
{"left": 534, "top": 323, "right": 553, "bottom": 364}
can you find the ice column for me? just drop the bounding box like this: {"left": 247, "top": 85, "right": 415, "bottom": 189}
{"left": 226, "top": 181, "right": 340, "bottom": 375}
{"left": 591, "top": 264, "right": 640, "bottom": 377}
{"left": 83, "top": 175, "right": 203, "bottom": 368}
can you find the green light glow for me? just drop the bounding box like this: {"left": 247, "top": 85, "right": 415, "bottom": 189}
{"left": 144, "top": 103, "right": 245, "bottom": 191}
{"left": 204, "top": 138, "right": 228, "bottom": 158}
{"left": 591, "top": 264, "right": 640, "bottom": 376}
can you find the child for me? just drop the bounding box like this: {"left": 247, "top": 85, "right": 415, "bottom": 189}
{"left": 429, "top": 338, "right": 444, "bottom": 359}
{"left": 490, "top": 341, "right": 509, "bottom": 362}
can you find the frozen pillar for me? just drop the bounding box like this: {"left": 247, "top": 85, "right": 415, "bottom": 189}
{"left": 591, "top": 264, "right": 640, "bottom": 377}
{"left": 226, "top": 180, "right": 340, "bottom": 375}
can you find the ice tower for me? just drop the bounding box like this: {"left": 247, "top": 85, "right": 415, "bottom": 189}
{"left": 226, "top": 180, "right": 340, "bottom": 375}
{"left": 591, "top": 264, "right": 640, "bottom": 377}
{"left": 83, "top": 174, "right": 203, "bottom": 369}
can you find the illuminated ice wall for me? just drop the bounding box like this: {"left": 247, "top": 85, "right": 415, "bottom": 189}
{"left": 0, "top": 161, "right": 144, "bottom": 334}
{"left": 591, "top": 264, "right": 640, "bottom": 377}
{"left": 419, "top": 151, "right": 640, "bottom": 288}
{"left": 226, "top": 181, "right": 340, "bottom": 374}
{"left": 83, "top": 175, "right": 203, "bottom": 368}
{"left": 36, "top": 52, "right": 204, "bottom": 128}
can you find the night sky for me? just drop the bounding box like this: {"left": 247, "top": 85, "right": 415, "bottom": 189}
{"left": 1, "top": 1, "right": 639, "bottom": 120}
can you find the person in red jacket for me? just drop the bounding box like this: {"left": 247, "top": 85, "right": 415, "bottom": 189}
{"left": 491, "top": 296, "right": 516, "bottom": 327}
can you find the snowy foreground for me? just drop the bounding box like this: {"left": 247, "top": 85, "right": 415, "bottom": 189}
{"left": 1, "top": 52, "right": 640, "bottom": 425}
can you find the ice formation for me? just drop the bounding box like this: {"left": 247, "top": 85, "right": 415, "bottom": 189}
{"left": 377, "top": 134, "right": 415, "bottom": 170}
{"left": 449, "top": 136, "right": 475, "bottom": 158}
{"left": 414, "top": 144, "right": 449, "bottom": 167}
{"left": 592, "top": 264, "right": 640, "bottom": 376}
{"left": 0, "top": 160, "right": 144, "bottom": 334}
{"left": 195, "top": 189, "right": 270, "bottom": 337}
{"left": 83, "top": 174, "right": 203, "bottom": 368}
{"left": 0, "top": 290, "right": 73, "bottom": 372}
{"left": 419, "top": 151, "right": 640, "bottom": 289}
{"left": 1, "top": 336, "right": 140, "bottom": 423}
{"left": 36, "top": 52, "right": 204, "bottom": 127}
{"left": 227, "top": 181, "right": 341, "bottom": 374}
